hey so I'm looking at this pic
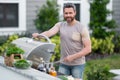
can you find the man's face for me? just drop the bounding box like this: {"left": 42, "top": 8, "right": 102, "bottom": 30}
{"left": 63, "top": 8, "right": 76, "bottom": 23}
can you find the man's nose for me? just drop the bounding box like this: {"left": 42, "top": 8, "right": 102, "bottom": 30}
{"left": 66, "top": 13, "right": 70, "bottom": 16}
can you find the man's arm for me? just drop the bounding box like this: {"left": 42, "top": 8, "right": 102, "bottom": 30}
{"left": 32, "top": 22, "right": 60, "bottom": 38}
{"left": 72, "top": 39, "right": 91, "bottom": 59}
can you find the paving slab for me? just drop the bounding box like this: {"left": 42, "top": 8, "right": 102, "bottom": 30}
{"left": 109, "top": 69, "right": 120, "bottom": 75}
{"left": 110, "top": 69, "right": 120, "bottom": 80}
{"left": 113, "top": 75, "right": 120, "bottom": 80}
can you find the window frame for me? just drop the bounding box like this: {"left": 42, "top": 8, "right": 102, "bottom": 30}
{"left": 0, "top": 0, "right": 26, "bottom": 32}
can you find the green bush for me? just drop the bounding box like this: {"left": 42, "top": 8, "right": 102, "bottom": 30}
{"left": 91, "top": 35, "right": 114, "bottom": 54}
{"left": 0, "top": 36, "right": 8, "bottom": 46}
{"left": 35, "top": 0, "right": 59, "bottom": 31}
{"left": 90, "top": 0, "right": 117, "bottom": 39}
{"left": 50, "top": 35, "right": 60, "bottom": 62}
{"left": 0, "top": 34, "right": 19, "bottom": 55}
{"left": 85, "top": 64, "right": 112, "bottom": 80}
{"left": 113, "top": 35, "right": 120, "bottom": 53}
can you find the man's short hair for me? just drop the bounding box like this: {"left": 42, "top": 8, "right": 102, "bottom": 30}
{"left": 63, "top": 3, "right": 76, "bottom": 11}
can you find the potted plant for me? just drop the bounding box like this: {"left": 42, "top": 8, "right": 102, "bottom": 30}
{"left": 13, "top": 59, "right": 32, "bottom": 69}
{"left": 4, "top": 43, "right": 25, "bottom": 66}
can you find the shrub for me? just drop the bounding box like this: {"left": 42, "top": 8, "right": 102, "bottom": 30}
{"left": 85, "top": 64, "right": 112, "bottom": 80}
{"left": 90, "top": 0, "right": 117, "bottom": 39}
{"left": 35, "top": 0, "right": 59, "bottom": 31}
{"left": 0, "top": 35, "right": 8, "bottom": 46}
{"left": 113, "top": 35, "right": 120, "bottom": 53}
{"left": 50, "top": 35, "right": 60, "bottom": 62}
{"left": 91, "top": 35, "right": 114, "bottom": 54}
{"left": 0, "top": 34, "right": 19, "bottom": 55}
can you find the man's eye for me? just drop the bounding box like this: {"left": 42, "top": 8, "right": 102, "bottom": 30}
{"left": 64, "top": 13, "right": 68, "bottom": 14}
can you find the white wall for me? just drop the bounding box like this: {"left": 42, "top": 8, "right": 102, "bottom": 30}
{"left": 107, "top": 0, "right": 113, "bottom": 20}
{"left": 81, "top": 0, "right": 90, "bottom": 28}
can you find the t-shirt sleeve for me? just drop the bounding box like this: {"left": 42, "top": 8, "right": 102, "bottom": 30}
{"left": 81, "top": 25, "right": 90, "bottom": 41}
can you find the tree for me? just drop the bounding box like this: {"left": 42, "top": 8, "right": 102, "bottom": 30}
{"left": 89, "top": 0, "right": 117, "bottom": 39}
{"left": 35, "top": 0, "right": 59, "bottom": 31}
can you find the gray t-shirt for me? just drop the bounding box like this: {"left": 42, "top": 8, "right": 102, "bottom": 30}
{"left": 53, "top": 21, "right": 90, "bottom": 65}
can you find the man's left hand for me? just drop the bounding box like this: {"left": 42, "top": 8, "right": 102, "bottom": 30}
{"left": 64, "top": 55, "right": 74, "bottom": 62}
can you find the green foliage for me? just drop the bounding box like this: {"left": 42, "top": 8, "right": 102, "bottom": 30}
{"left": 0, "top": 34, "right": 19, "bottom": 55}
{"left": 85, "top": 64, "right": 112, "bottom": 80}
{"left": 91, "top": 35, "right": 114, "bottom": 54}
{"left": 104, "top": 19, "right": 117, "bottom": 29}
{"left": 14, "top": 59, "right": 31, "bottom": 69}
{"left": 6, "top": 43, "right": 24, "bottom": 56}
{"left": 113, "top": 35, "right": 120, "bottom": 53}
{"left": 84, "top": 54, "right": 120, "bottom": 80}
{"left": 90, "top": 0, "right": 117, "bottom": 39}
{"left": 0, "top": 35, "right": 8, "bottom": 46}
{"left": 35, "top": 0, "right": 59, "bottom": 31}
{"left": 50, "top": 35, "right": 60, "bottom": 62}
{"left": 58, "top": 76, "right": 68, "bottom": 80}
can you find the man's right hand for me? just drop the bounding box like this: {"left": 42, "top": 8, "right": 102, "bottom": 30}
{"left": 32, "top": 33, "right": 39, "bottom": 38}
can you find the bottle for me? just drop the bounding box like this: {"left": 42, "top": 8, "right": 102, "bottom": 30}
{"left": 37, "top": 63, "right": 46, "bottom": 72}
{"left": 45, "top": 63, "right": 50, "bottom": 74}
{"left": 37, "top": 57, "right": 46, "bottom": 73}
{"left": 49, "top": 67, "right": 57, "bottom": 77}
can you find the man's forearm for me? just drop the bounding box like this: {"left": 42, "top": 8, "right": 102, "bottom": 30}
{"left": 72, "top": 47, "right": 91, "bottom": 60}
{"left": 41, "top": 31, "right": 51, "bottom": 37}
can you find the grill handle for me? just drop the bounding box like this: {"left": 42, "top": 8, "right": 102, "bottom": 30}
{"left": 36, "top": 34, "right": 52, "bottom": 43}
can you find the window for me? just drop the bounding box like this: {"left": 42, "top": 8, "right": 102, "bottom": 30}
{"left": 0, "top": 0, "right": 26, "bottom": 32}
{"left": 74, "top": 4, "right": 80, "bottom": 21}
{"left": 0, "top": 3, "right": 18, "bottom": 27}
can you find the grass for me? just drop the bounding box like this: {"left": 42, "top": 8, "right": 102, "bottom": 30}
{"left": 86, "top": 54, "right": 120, "bottom": 69}
{"left": 83, "top": 54, "right": 120, "bottom": 80}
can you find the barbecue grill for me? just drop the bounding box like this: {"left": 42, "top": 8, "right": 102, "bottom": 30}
{"left": 12, "top": 34, "right": 56, "bottom": 65}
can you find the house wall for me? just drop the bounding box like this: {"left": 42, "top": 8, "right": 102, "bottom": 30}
{"left": 112, "top": 0, "right": 120, "bottom": 31}
{"left": 26, "top": 0, "right": 46, "bottom": 33}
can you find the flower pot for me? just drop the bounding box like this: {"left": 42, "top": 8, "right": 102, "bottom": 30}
{"left": 4, "top": 54, "right": 23, "bottom": 67}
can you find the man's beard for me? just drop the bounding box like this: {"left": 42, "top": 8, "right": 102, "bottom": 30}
{"left": 64, "top": 17, "right": 75, "bottom": 23}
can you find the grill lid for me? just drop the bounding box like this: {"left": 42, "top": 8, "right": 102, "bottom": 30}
{"left": 12, "top": 34, "right": 56, "bottom": 63}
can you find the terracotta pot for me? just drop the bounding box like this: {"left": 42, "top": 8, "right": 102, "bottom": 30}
{"left": 4, "top": 54, "right": 23, "bottom": 67}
